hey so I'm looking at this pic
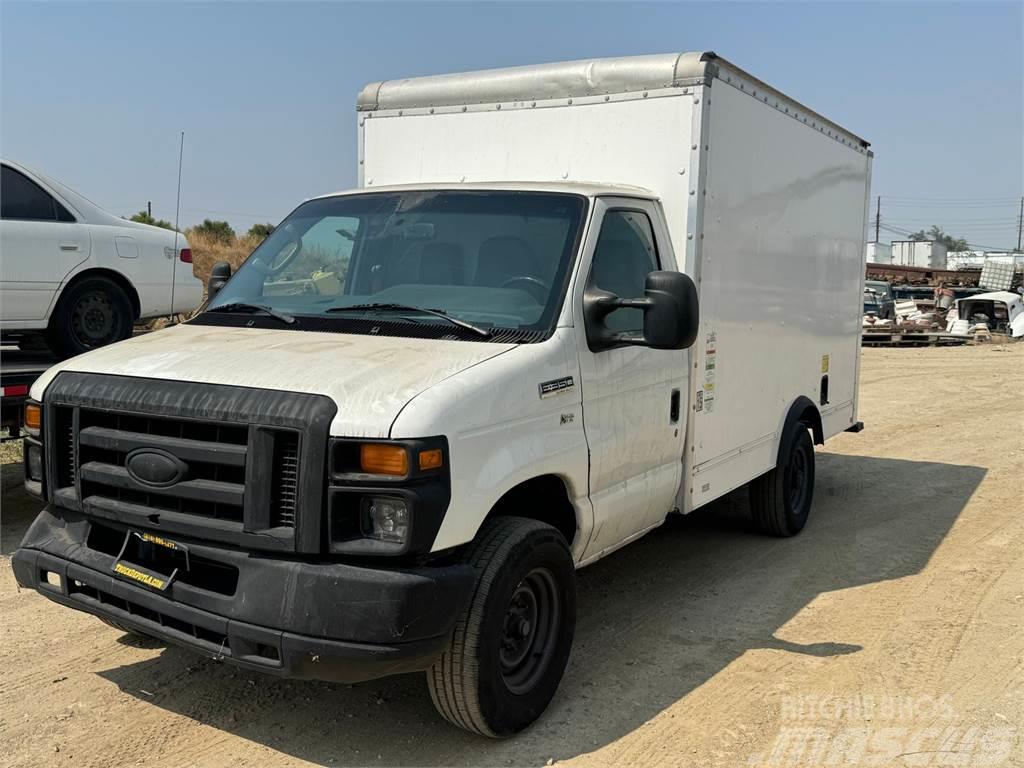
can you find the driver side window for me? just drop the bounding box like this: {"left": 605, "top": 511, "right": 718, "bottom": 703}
{"left": 589, "top": 210, "right": 659, "bottom": 333}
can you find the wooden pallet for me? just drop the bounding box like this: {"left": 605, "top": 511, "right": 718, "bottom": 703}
{"left": 861, "top": 329, "right": 968, "bottom": 347}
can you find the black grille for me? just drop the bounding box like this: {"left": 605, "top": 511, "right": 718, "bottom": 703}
{"left": 270, "top": 432, "right": 299, "bottom": 527}
{"left": 56, "top": 406, "right": 77, "bottom": 488}
{"left": 43, "top": 372, "right": 337, "bottom": 554}
{"left": 67, "top": 578, "right": 231, "bottom": 651}
{"left": 76, "top": 409, "right": 249, "bottom": 523}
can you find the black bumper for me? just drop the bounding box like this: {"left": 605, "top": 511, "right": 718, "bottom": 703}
{"left": 12, "top": 508, "right": 474, "bottom": 684}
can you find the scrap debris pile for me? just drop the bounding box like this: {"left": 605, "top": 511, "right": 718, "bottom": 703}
{"left": 862, "top": 282, "right": 961, "bottom": 336}
{"left": 862, "top": 296, "right": 946, "bottom": 332}
{"left": 862, "top": 277, "right": 1024, "bottom": 346}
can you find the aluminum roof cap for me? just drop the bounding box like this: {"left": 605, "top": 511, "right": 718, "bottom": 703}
{"left": 356, "top": 51, "right": 870, "bottom": 148}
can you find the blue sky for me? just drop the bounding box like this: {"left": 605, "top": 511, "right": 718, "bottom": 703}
{"left": 2, "top": 1, "right": 1021, "bottom": 249}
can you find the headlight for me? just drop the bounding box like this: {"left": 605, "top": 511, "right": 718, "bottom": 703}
{"left": 327, "top": 437, "right": 450, "bottom": 556}
{"left": 25, "top": 443, "right": 43, "bottom": 482}
{"left": 23, "top": 428, "right": 45, "bottom": 499}
{"left": 363, "top": 496, "right": 409, "bottom": 544}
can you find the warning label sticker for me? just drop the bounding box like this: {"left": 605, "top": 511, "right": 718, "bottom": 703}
{"left": 702, "top": 331, "right": 717, "bottom": 413}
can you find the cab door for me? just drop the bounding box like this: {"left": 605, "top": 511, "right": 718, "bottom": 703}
{"left": 574, "top": 198, "right": 687, "bottom": 561}
{"left": 0, "top": 164, "right": 89, "bottom": 322}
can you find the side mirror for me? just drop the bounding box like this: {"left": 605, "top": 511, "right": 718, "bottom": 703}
{"left": 584, "top": 270, "right": 699, "bottom": 352}
{"left": 642, "top": 270, "right": 699, "bottom": 349}
{"left": 207, "top": 261, "right": 232, "bottom": 299}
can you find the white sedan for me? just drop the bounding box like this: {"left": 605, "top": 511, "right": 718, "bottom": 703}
{"left": 0, "top": 159, "right": 201, "bottom": 357}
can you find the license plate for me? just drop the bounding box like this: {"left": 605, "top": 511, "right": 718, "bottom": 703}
{"left": 111, "top": 529, "right": 190, "bottom": 592}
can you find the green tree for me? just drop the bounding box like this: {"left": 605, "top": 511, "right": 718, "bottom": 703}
{"left": 129, "top": 210, "right": 175, "bottom": 230}
{"left": 192, "top": 219, "right": 236, "bottom": 244}
{"left": 247, "top": 222, "right": 276, "bottom": 239}
{"left": 908, "top": 225, "right": 969, "bottom": 252}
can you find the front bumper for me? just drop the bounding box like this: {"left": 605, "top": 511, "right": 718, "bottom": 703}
{"left": 12, "top": 507, "right": 474, "bottom": 683}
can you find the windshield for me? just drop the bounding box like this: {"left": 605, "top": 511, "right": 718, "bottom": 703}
{"left": 205, "top": 190, "right": 587, "bottom": 338}
{"left": 865, "top": 281, "right": 892, "bottom": 299}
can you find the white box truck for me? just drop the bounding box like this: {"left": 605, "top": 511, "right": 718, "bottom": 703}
{"left": 13, "top": 52, "right": 871, "bottom": 737}
{"left": 891, "top": 239, "right": 948, "bottom": 268}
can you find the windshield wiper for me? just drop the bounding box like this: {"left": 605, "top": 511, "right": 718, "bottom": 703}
{"left": 207, "top": 302, "right": 296, "bottom": 325}
{"left": 326, "top": 303, "right": 491, "bottom": 338}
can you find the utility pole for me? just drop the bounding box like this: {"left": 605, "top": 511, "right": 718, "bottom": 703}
{"left": 147, "top": 201, "right": 152, "bottom": 218}
{"left": 1017, "top": 196, "right": 1023, "bottom": 253}
{"left": 874, "top": 195, "right": 881, "bottom": 243}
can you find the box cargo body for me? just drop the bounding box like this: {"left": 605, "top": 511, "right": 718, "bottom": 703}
{"left": 892, "top": 239, "right": 948, "bottom": 268}
{"left": 358, "top": 51, "right": 871, "bottom": 514}
{"left": 867, "top": 242, "right": 893, "bottom": 264}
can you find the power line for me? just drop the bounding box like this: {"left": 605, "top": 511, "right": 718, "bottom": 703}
{"left": 883, "top": 195, "right": 1020, "bottom": 203}
{"left": 883, "top": 217, "right": 1019, "bottom": 223}
{"left": 878, "top": 223, "right": 1014, "bottom": 252}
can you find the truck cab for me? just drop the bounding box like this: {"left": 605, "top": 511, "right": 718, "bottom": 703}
{"left": 14, "top": 182, "right": 699, "bottom": 736}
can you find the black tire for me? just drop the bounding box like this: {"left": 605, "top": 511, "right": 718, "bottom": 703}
{"left": 47, "top": 277, "right": 134, "bottom": 358}
{"left": 749, "top": 423, "right": 816, "bottom": 536}
{"left": 427, "top": 517, "right": 576, "bottom": 738}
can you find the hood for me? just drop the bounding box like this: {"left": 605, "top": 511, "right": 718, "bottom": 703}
{"left": 31, "top": 323, "right": 517, "bottom": 437}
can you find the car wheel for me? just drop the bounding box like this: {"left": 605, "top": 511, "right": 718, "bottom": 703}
{"left": 48, "top": 277, "right": 133, "bottom": 358}
{"left": 427, "top": 516, "right": 576, "bottom": 737}
{"left": 749, "top": 422, "right": 816, "bottom": 536}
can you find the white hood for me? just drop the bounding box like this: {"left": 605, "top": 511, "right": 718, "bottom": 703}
{"left": 31, "top": 324, "right": 517, "bottom": 437}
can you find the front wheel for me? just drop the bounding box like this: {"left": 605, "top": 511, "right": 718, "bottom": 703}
{"left": 749, "top": 422, "right": 816, "bottom": 536}
{"left": 427, "top": 517, "right": 576, "bottom": 737}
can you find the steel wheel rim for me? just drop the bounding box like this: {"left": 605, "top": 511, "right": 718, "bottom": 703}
{"left": 499, "top": 567, "right": 561, "bottom": 694}
{"left": 71, "top": 291, "right": 116, "bottom": 346}
{"left": 788, "top": 443, "right": 809, "bottom": 511}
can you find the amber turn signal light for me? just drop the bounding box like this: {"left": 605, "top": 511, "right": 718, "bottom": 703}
{"left": 24, "top": 403, "right": 41, "bottom": 431}
{"left": 418, "top": 448, "right": 444, "bottom": 471}
{"left": 360, "top": 444, "right": 409, "bottom": 476}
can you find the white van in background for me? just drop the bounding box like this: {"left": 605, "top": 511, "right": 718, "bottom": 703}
{"left": 0, "top": 160, "right": 201, "bottom": 357}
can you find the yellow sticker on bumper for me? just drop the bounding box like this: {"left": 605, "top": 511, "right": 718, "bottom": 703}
{"left": 113, "top": 562, "right": 166, "bottom": 590}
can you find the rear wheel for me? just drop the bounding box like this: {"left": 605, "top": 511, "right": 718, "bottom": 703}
{"left": 749, "top": 422, "right": 816, "bottom": 536}
{"left": 427, "top": 517, "right": 576, "bottom": 737}
{"left": 47, "top": 277, "right": 133, "bottom": 358}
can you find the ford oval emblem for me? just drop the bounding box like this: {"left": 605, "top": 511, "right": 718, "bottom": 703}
{"left": 125, "top": 448, "right": 188, "bottom": 488}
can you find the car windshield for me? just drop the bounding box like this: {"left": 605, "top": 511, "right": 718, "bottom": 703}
{"left": 205, "top": 190, "right": 587, "bottom": 337}
{"left": 865, "top": 282, "right": 891, "bottom": 298}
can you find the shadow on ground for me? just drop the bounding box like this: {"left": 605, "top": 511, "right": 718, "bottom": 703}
{"left": 9, "top": 452, "right": 983, "bottom": 766}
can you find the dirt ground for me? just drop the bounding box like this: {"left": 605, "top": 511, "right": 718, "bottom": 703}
{"left": 1, "top": 344, "right": 1022, "bottom": 768}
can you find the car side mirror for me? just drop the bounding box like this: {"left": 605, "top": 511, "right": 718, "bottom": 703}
{"left": 583, "top": 270, "right": 699, "bottom": 352}
{"left": 207, "top": 261, "right": 232, "bottom": 299}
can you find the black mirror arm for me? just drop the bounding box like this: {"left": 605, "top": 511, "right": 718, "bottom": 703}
{"left": 584, "top": 288, "right": 656, "bottom": 350}
{"left": 587, "top": 291, "right": 652, "bottom": 319}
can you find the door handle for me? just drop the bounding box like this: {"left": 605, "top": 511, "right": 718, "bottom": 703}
{"left": 59, "top": 243, "right": 80, "bottom": 251}
{"left": 670, "top": 388, "right": 681, "bottom": 423}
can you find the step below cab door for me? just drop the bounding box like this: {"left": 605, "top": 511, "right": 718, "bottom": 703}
{"left": 574, "top": 197, "right": 688, "bottom": 561}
